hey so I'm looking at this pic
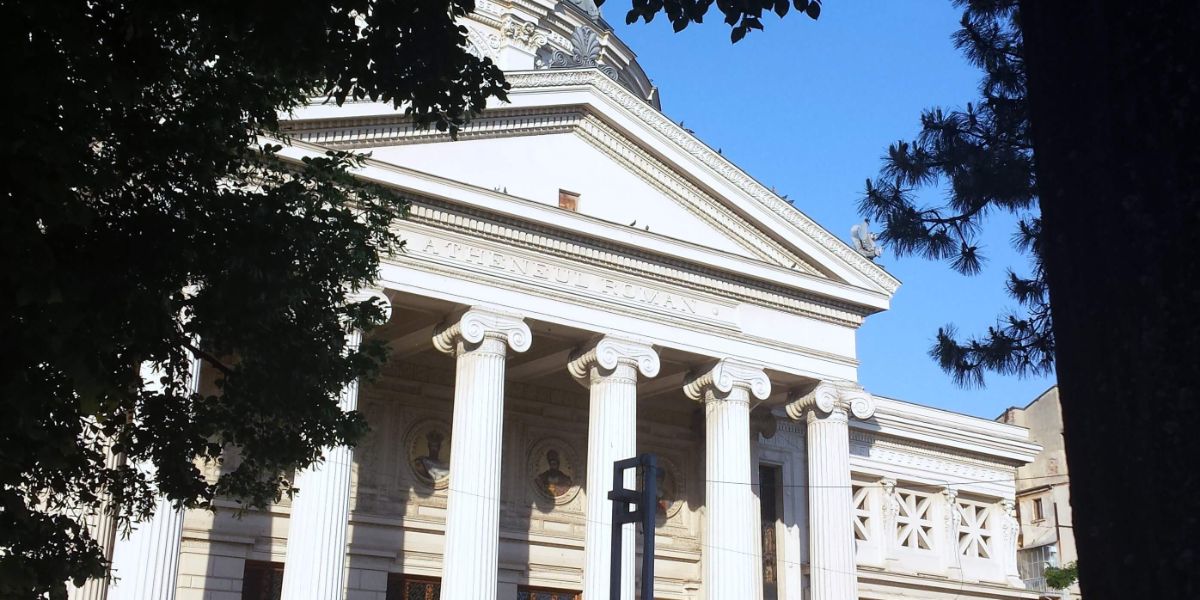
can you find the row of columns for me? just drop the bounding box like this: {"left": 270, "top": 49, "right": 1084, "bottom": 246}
{"left": 94, "top": 303, "right": 872, "bottom": 600}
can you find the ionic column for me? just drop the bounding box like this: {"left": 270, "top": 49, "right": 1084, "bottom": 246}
{"left": 107, "top": 493, "right": 185, "bottom": 600}
{"left": 107, "top": 355, "right": 203, "bottom": 600}
{"left": 281, "top": 292, "right": 391, "bottom": 600}
{"left": 684, "top": 359, "right": 771, "bottom": 600}
{"left": 433, "top": 308, "right": 531, "bottom": 600}
{"left": 69, "top": 447, "right": 123, "bottom": 600}
{"left": 785, "top": 382, "right": 876, "bottom": 600}
{"left": 568, "top": 337, "right": 660, "bottom": 600}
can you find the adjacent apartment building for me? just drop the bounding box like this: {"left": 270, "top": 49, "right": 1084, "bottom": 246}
{"left": 998, "top": 386, "right": 1080, "bottom": 599}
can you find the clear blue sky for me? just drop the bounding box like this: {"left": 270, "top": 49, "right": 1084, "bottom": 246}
{"left": 608, "top": 1, "right": 1056, "bottom": 418}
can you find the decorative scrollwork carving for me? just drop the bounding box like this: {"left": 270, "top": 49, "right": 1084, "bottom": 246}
{"left": 785, "top": 381, "right": 838, "bottom": 419}
{"left": 785, "top": 381, "right": 877, "bottom": 420}
{"left": 683, "top": 358, "right": 771, "bottom": 403}
{"left": 567, "top": 335, "right": 660, "bottom": 384}
{"left": 498, "top": 16, "right": 548, "bottom": 50}
{"left": 346, "top": 287, "right": 392, "bottom": 324}
{"left": 534, "top": 26, "right": 619, "bottom": 81}
{"left": 843, "top": 388, "right": 878, "bottom": 420}
{"left": 432, "top": 306, "right": 532, "bottom": 355}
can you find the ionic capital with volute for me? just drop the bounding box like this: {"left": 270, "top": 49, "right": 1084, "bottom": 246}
{"left": 683, "top": 358, "right": 771, "bottom": 403}
{"left": 346, "top": 287, "right": 393, "bottom": 323}
{"left": 784, "top": 381, "right": 877, "bottom": 421}
{"left": 567, "top": 335, "right": 660, "bottom": 386}
{"left": 343, "top": 287, "right": 392, "bottom": 351}
{"left": 432, "top": 307, "right": 532, "bottom": 356}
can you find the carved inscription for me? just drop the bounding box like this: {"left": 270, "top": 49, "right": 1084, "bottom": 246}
{"left": 407, "top": 232, "right": 733, "bottom": 324}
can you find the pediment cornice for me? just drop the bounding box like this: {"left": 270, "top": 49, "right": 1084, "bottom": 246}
{"left": 286, "top": 69, "right": 900, "bottom": 296}
{"left": 505, "top": 69, "right": 899, "bottom": 295}
{"left": 282, "top": 107, "right": 827, "bottom": 276}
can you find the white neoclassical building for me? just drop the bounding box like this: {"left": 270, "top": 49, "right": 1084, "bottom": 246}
{"left": 87, "top": 2, "right": 1045, "bottom": 600}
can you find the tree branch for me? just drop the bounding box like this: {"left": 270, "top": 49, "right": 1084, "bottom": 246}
{"left": 184, "top": 342, "right": 234, "bottom": 377}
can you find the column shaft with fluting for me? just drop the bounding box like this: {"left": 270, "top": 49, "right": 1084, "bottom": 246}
{"left": 684, "top": 359, "right": 771, "bottom": 600}
{"left": 69, "top": 446, "right": 123, "bottom": 600}
{"left": 108, "top": 355, "right": 203, "bottom": 600}
{"left": 786, "top": 383, "right": 876, "bottom": 600}
{"left": 280, "top": 291, "right": 390, "bottom": 600}
{"left": 434, "top": 308, "right": 531, "bottom": 600}
{"left": 107, "top": 481, "right": 185, "bottom": 600}
{"left": 280, "top": 329, "right": 364, "bottom": 600}
{"left": 569, "top": 337, "right": 659, "bottom": 600}
{"left": 806, "top": 407, "right": 856, "bottom": 599}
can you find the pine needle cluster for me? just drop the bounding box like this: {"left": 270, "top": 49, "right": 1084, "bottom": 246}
{"left": 858, "top": 0, "right": 1053, "bottom": 387}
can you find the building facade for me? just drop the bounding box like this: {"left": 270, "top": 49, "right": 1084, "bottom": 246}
{"left": 998, "top": 387, "right": 1079, "bottom": 599}
{"left": 84, "top": 2, "right": 1045, "bottom": 599}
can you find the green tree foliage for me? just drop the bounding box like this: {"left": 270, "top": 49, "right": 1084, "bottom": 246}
{"left": 1044, "top": 561, "right": 1079, "bottom": 590}
{"left": 857, "top": 0, "right": 1054, "bottom": 387}
{"left": 0, "top": 1, "right": 506, "bottom": 597}
{"left": 623, "top": 0, "right": 824, "bottom": 42}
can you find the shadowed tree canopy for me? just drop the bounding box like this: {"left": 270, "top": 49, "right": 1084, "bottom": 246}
{"left": 1, "top": 1, "right": 505, "bottom": 597}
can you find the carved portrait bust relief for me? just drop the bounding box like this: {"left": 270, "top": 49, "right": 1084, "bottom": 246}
{"left": 406, "top": 419, "right": 452, "bottom": 490}
{"left": 527, "top": 437, "right": 581, "bottom": 505}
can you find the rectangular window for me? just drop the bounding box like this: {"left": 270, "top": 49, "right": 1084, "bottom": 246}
{"left": 558, "top": 189, "right": 580, "bottom": 211}
{"left": 1017, "top": 543, "right": 1058, "bottom": 591}
{"left": 759, "top": 464, "right": 782, "bottom": 600}
{"left": 386, "top": 574, "right": 441, "bottom": 600}
{"left": 241, "top": 561, "right": 284, "bottom": 600}
{"left": 517, "top": 586, "right": 580, "bottom": 600}
{"left": 1033, "top": 497, "right": 1046, "bottom": 521}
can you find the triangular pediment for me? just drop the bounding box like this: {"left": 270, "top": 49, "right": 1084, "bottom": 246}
{"left": 283, "top": 69, "right": 899, "bottom": 300}
{"left": 362, "top": 130, "right": 828, "bottom": 275}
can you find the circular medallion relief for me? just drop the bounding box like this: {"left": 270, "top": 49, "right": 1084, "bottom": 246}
{"left": 406, "top": 419, "right": 451, "bottom": 490}
{"left": 527, "top": 438, "right": 581, "bottom": 505}
{"left": 638, "top": 456, "right": 684, "bottom": 525}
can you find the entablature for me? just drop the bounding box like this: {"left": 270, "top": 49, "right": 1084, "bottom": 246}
{"left": 402, "top": 193, "right": 873, "bottom": 328}
{"left": 857, "top": 397, "right": 1041, "bottom": 466}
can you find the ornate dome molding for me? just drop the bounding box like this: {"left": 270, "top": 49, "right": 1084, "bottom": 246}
{"left": 464, "top": 0, "right": 658, "bottom": 107}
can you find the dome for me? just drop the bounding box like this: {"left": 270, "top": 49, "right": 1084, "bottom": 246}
{"left": 463, "top": 0, "right": 659, "bottom": 108}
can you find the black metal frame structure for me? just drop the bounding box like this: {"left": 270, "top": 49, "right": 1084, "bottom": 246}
{"left": 607, "top": 453, "right": 657, "bottom": 600}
